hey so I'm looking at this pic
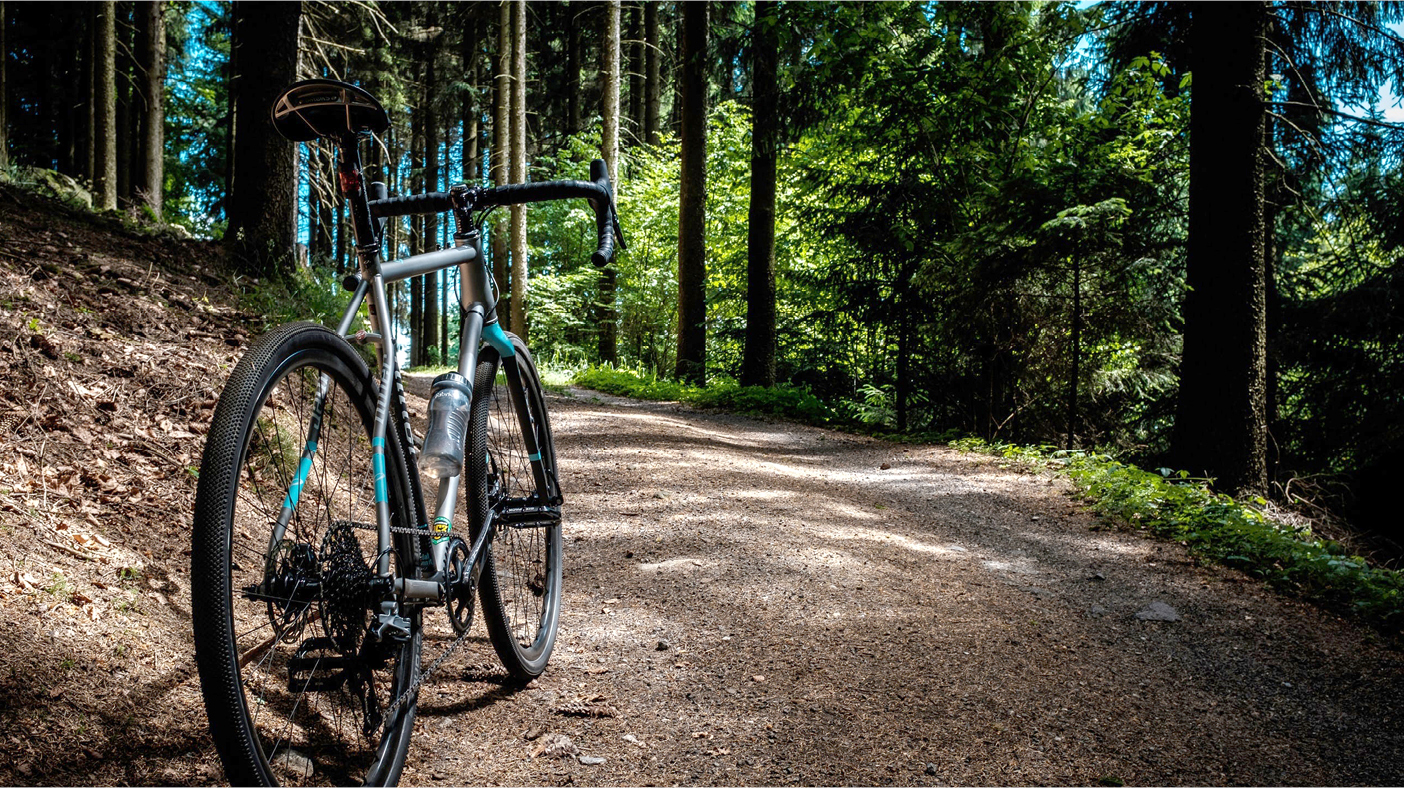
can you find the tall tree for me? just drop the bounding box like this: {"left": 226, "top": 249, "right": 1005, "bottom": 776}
{"left": 0, "top": 1, "right": 7, "bottom": 173}
{"left": 675, "top": 1, "right": 707, "bottom": 383}
{"left": 139, "top": 0, "right": 165, "bottom": 216}
{"left": 94, "top": 0, "right": 118, "bottom": 211}
{"left": 643, "top": 0, "right": 660, "bottom": 145}
{"left": 741, "top": 0, "right": 778, "bottom": 388}
{"left": 596, "top": 0, "right": 621, "bottom": 364}
{"left": 226, "top": 0, "right": 300, "bottom": 274}
{"left": 423, "top": 21, "right": 441, "bottom": 365}
{"left": 510, "top": 0, "right": 528, "bottom": 339}
{"left": 494, "top": 0, "right": 511, "bottom": 328}
{"left": 628, "top": 2, "right": 643, "bottom": 142}
{"left": 1171, "top": 2, "right": 1269, "bottom": 495}
{"left": 566, "top": 0, "right": 582, "bottom": 136}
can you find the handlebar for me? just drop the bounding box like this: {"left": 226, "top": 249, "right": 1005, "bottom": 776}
{"left": 367, "top": 159, "right": 626, "bottom": 266}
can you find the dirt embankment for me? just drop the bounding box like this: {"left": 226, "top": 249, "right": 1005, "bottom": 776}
{"left": 1, "top": 189, "right": 1402, "bottom": 786}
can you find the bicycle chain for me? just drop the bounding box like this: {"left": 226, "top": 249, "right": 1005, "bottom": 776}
{"left": 342, "top": 520, "right": 478, "bottom": 733}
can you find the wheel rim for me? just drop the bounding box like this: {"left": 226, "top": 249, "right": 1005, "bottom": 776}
{"left": 223, "top": 350, "right": 413, "bottom": 784}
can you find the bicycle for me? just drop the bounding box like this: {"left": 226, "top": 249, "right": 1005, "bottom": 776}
{"left": 191, "top": 79, "right": 625, "bottom": 786}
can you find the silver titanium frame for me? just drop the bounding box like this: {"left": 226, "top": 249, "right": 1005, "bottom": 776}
{"left": 301, "top": 232, "right": 531, "bottom": 604}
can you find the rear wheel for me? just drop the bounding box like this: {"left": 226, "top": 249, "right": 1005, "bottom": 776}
{"left": 192, "top": 322, "right": 421, "bottom": 786}
{"left": 467, "top": 333, "right": 563, "bottom": 682}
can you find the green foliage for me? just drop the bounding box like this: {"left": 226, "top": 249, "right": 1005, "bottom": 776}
{"left": 953, "top": 438, "right": 1404, "bottom": 635}
{"left": 238, "top": 264, "right": 364, "bottom": 335}
{"left": 573, "top": 367, "right": 834, "bottom": 425}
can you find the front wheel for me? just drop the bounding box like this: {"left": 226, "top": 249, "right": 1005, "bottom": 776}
{"left": 191, "top": 322, "right": 421, "bottom": 786}
{"left": 467, "top": 333, "right": 564, "bottom": 682}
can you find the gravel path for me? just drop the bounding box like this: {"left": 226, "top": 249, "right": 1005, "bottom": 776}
{"left": 396, "top": 385, "right": 1404, "bottom": 787}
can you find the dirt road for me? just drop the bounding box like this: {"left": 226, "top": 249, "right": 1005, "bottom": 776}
{"left": 395, "top": 386, "right": 1404, "bottom": 787}
{"left": 4, "top": 382, "right": 1404, "bottom": 786}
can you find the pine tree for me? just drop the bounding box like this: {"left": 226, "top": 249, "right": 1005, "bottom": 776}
{"left": 741, "top": 0, "right": 778, "bottom": 388}
{"left": 1171, "top": 1, "right": 1269, "bottom": 495}
{"left": 139, "top": 0, "right": 165, "bottom": 217}
{"left": 494, "top": 0, "right": 512, "bottom": 328}
{"left": 510, "top": 0, "right": 528, "bottom": 340}
{"left": 675, "top": 1, "right": 707, "bottom": 384}
{"left": 95, "top": 0, "right": 118, "bottom": 211}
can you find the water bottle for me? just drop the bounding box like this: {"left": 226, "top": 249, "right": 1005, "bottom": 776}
{"left": 420, "top": 372, "right": 473, "bottom": 478}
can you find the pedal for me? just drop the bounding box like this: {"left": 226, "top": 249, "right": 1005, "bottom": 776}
{"left": 287, "top": 637, "right": 358, "bottom": 693}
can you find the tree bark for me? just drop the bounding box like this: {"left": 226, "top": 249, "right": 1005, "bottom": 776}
{"left": 226, "top": 0, "right": 300, "bottom": 275}
{"left": 675, "top": 1, "right": 707, "bottom": 384}
{"left": 741, "top": 0, "right": 778, "bottom": 388}
{"left": 628, "top": 2, "right": 643, "bottom": 143}
{"left": 424, "top": 33, "right": 440, "bottom": 366}
{"left": 1171, "top": 1, "right": 1269, "bottom": 496}
{"left": 494, "top": 0, "right": 512, "bottom": 328}
{"left": 462, "top": 13, "right": 479, "bottom": 184}
{"left": 95, "top": 1, "right": 118, "bottom": 211}
{"left": 0, "top": 1, "right": 7, "bottom": 173}
{"left": 139, "top": 0, "right": 164, "bottom": 217}
{"left": 596, "top": 0, "right": 622, "bottom": 364}
{"left": 510, "top": 0, "right": 529, "bottom": 341}
{"left": 567, "top": 1, "right": 582, "bottom": 136}
{"left": 643, "top": 0, "right": 660, "bottom": 145}
{"left": 117, "top": 1, "right": 134, "bottom": 205}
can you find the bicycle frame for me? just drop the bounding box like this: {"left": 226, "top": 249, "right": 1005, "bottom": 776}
{"left": 265, "top": 134, "right": 558, "bottom": 615}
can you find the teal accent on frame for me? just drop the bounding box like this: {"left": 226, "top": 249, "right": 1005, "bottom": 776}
{"left": 482, "top": 321, "right": 515, "bottom": 357}
{"left": 280, "top": 441, "right": 318, "bottom": 509}
{"left": 529, "top": 452, "right": 541, "bottom": 461}
{"left": 372, "top": 436, "right": 387, "bottom": 503}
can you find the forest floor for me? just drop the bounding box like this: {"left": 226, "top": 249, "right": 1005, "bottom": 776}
{"left": 1, "top": 188, "right": 1403, "bottom": 786}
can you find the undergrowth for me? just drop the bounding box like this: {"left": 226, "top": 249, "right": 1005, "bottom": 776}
{"left": 953, "top": 438, "right": 1404, "bottom": 637}
{"left": 572, "top": 367, "right": 834, "bottom": 425}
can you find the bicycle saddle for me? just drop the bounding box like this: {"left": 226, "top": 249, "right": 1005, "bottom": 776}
{"left": 271, "top": 79, "right": 390, "bottom": 142}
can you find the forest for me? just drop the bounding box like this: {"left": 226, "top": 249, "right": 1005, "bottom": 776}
{"left": 4, "top": 0, "right": 1404, "bottom": 559}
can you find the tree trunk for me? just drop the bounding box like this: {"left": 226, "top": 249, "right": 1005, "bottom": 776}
{"left": 1067, "top": 255, "right": 1081, "bottom": 449}
{"left": 1171, "top": 1, "right": 1268, "bottom": 496}
{"left": 566, "top": 1, "right": 582, "bottom": 136}
{"left": 494, "top": 0, "right": 512, "bottom": 328}
{"left": 85, "top": 9, "right": 96, "bottom": 184}
{"left": 628, "top": 2, "right": 643, "bottom": 143}
{"left": 424, "top": 41, "right": 440, "bottom": 366}
{"left": 95, "top": 0, "right": 118, "bottom": 211}
{"left": 510, "top": 0, "right": 529, "bottom": 341}
{"left": 675, "top": 1, "right": 707, "bottom": 384}
{"left": 596, "top": 0, "right": 621, "bottom": 364}
{"left": 226, "top": 0, "right": 300, "bottom": 275}
{"left": 411, "top": 68, "right": 425, "bottom": 363}
{"left": 0, "top": 1, "right": 7, "bottom": 172}
{"left": 462, "top": 13, "right": 479, "bottom": 184}
{"left": 643, "top": 0, "right": 660, "bottom": 145}
{"left": 139, "top": 0, "right": 164, "bottom": 217}
{"left": 307, "top": 145, "right": 321, "bottom": 259}
{"left": 741, "top": 0, "right": 778, "bottom": 388}
{"left": 117, "top": 1, "right": 134, "bottom": 206}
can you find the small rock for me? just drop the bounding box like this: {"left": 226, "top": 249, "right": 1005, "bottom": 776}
{"left": 655, "top": 640, "right": 670, "bottom": 651}
{"left": 1031, "top": 515, "right": 1041, "bottom": 521}
{"left": 578, "top": 756, "right": 606, "bottom": 766}
{"left": 524, "top": 726, "right": 546, "bottom": 741}
{"left": 1135, "top": 601, "right": 1180, "bottom": 622}
{"left": 1089, "top": 572, "right": 1106, "bottom": 581}
{"left": 622, "top": 734, "right": 642, "bottom": 746}
{"left": 651, "top": 490, "right": 669, "bottom": 499}
{"left": 272, "top": 749, "right": 314, "bottom": 779}
{"left": 925, "top": 763, "right": 939, "bottom": 776}
{"left": 880, "top": 462, "right": 892, "bottom": 470}
{"left": 1087, "top": 604, "right": 1107, "bottom": 618}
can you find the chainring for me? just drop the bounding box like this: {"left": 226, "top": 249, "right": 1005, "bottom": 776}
{"left": 445, "top": 536, "right": 479, "bottom": 635}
